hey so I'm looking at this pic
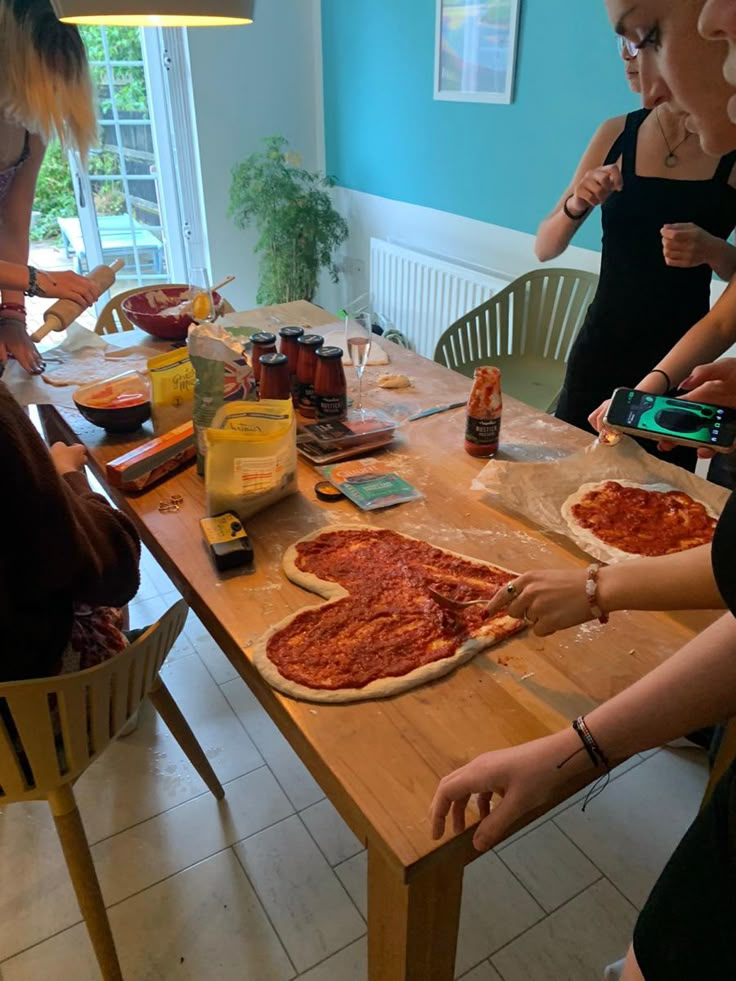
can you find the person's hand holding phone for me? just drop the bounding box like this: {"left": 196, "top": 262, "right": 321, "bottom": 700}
{"left": 657, "top": 359, "right": 736, "bottom": 457}
{"left": 588, "top": 398, "right": 612, "bottom": 433}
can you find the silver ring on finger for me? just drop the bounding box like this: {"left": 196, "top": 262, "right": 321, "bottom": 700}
{"left": 523, "top": 612, "right": 535, "bottom": 626}
{"left": 506, "top": 582, "right": 518, "bottom": 598}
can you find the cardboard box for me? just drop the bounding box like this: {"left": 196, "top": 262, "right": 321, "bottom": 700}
{"left": 106, "top": 421, "right": 195, "bottom": 491}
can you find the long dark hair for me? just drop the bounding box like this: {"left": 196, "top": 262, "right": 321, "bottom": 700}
{"left": 0, "top": 0, "right": 96, "bottom": 155}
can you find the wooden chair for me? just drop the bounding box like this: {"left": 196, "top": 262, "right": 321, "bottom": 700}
{"left": 95, "top": 286, "right": 235, "bottom": 335}
{"left": 0, "top": 599, "right": 224, "bottom": 981}
{"left": 433, "top": 267, "right": 599, "bottom": 413}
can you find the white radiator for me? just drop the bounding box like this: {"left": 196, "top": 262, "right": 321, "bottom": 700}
{"left": 369, "top": 238, "right": 511, "bottom": 359}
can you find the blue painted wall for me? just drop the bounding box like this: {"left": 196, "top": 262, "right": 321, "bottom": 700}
{"left": 321, "top": 0, "right": 638, "bottom": 251}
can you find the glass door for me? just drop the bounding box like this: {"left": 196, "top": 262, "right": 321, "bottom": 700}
{"left": 30, "top": 25, "right": 191, "bottom": 322}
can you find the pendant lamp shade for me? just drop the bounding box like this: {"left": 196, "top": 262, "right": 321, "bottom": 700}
{"left": 51, "top": 0, "right": 254, "bottom": 26}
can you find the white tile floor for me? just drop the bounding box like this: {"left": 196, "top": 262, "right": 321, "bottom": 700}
{"left": 0, "top": 547, "right": 709, "bottom": 981}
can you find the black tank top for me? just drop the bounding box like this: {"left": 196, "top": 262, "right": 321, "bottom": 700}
{"left": 582, "top": 109, "right": 736, "bottom": 377}
{"left": 712, "top": 491, "right": 736, "bottom": 613}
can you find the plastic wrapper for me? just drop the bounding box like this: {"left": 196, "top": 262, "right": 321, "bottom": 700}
{"left": 473, "top": 435, "right": 730, "bottom": 563}
{"left": 205, "top": 399, "right": 297, "bottom": 520}
{"left": 189, "top": 321, "right": 257, "bottom": 473}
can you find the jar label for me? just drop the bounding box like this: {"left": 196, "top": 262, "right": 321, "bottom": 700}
{"left": 298, "top": 381, "right": 316, "bottom": 409}
{"left": 315, "top": 394, "right": 347, "bottom": 418}
{"left": 465, "top": 415, "right": 501, "bottom": 445}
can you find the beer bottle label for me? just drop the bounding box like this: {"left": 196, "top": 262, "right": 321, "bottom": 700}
{"left": 465, "top": 415, "right": 501, "bottom": 445}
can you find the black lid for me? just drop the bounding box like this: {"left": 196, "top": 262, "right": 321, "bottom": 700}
{"left": 279, "top": 325, "right": 305, "bottom": 339}
{"left": 251, "top": 331, "right": 277, "bottom": 345}
{"left": 259, "top": 352, "right": 288, "bottom": 367}
{"left": 316, "top": 345, "right": 344, "bottom": 360}
{"left": 314, "top": 479, "right": 344, "bottom": 502}
{"left": 298, "top": 333, "right": 324, "bottom": 348}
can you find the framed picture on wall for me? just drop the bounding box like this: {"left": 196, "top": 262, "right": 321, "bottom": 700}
{"left": 434, "top": 0, "right": 521, "bottom": 104}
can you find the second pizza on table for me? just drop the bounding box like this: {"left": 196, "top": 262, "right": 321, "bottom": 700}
{"left": 253, "top": 526, "right": 525, "bottom": 703}
{"left": 562, "top": 479, "right": 718, "bottom": 561}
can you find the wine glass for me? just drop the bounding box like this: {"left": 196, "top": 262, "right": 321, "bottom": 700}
{"left": 188, "top": 265, "right": 216, "bottom": 324}
{"left": 345, "top": 312, "right": 372, "bottom": 415}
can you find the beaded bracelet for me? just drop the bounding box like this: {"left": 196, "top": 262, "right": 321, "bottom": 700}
{"left": 0, "top": 302, "right": 26, "bottom": 322}
{"left": 585, "top": 563, "right": 609, "bottom": 624}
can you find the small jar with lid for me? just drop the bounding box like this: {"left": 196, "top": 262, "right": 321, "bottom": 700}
{"left": 296, "top": 333, "right": 324, "bottom": 417}
{"left": 279, "top": 325, "right": 305, "bottom": 402}
{"left": 259, "top": 353, "right": 291, "bottom": 401}
{"left": 250, "top": 332, "right": 277, "bottom": 388}
{"left": 314, "top": 346, "right": 347, "bottom": 419}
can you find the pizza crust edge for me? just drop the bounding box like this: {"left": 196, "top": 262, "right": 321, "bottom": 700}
{"left": 252, "top": 524, "right": 523, "bottom": 703}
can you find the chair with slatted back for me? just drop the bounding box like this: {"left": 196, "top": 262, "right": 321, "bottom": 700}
{"left": 0, "top": 599, "right": 224, "bottom": 981}
{"left": 433, "top": 267, "right": 599, "bottom": 413}
{"left": 95, "top": 286, "right": 235, "bottom": 335}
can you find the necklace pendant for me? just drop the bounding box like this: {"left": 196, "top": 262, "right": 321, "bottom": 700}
{"left": 665, "top": 152, "right": 678, "bottom": 168}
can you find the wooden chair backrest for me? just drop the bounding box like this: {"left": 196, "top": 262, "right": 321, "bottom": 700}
{"left": 0, "top": 599, "right": 188, "bottom": 803}
{"left": 434, "top": 268, "right": 599, "bottom": 373}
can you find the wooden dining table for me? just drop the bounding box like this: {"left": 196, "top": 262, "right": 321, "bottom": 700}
{"left": 40, "top": 300, "right": 707, "bottom": 980}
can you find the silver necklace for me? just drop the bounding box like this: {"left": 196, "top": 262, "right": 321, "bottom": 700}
{"left": 655, "top": 107, "right": 691, "bottom": 168}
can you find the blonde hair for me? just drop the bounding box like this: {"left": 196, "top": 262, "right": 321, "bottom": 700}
{"left": 0, "top": 1, "right": 97, "bottom": 158}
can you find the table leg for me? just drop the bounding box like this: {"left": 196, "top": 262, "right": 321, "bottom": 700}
{"left": 367, "top": 844, "right": 463, "bottom": 981}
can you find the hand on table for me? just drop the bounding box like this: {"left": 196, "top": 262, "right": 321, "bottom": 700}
{"left": 0, "top": 319, "right": 43, "bottom": 373}
{"left": 36, "top": 269, "right": 100, "bottom": 307}
{"left": 486, "top": 569, "right": 592, "bottom": 637}
{"left": 49, "top": 442, "right": 87, "bottom": 476}
{"left": 429, "top": 734, "right": 570, "bottom": 852}
{"left": 661, "top": 223, "right": 717, "bottom": 268}
{"left": 571, "top": 164, "right": 623, "bottom": 211}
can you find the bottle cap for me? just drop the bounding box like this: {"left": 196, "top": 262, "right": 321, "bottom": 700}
{"left": 279, "top": 325, "right": 305, "bottom": 339}
{"left": 314, "top": 480, "right": 344, "bottom": 502}
{"left": 316, "top": 346, "right": 343, "bottom": 360}
{"left": 298, "top": 333, "right": 324, "bottom": 348}
{"left": 251, "top": 331, "right": 277, "bottom": 345}
{"left": 259, "top": 352, "right": 288, "bottom": 367}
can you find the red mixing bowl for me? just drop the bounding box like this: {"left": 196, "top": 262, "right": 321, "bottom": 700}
{"left": 121, "top": 286, "right": 224, "bottom": 340}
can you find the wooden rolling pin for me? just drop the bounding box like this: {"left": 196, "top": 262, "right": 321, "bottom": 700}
{"left": 30, "top": 258, "right": 125, "bottom": 343}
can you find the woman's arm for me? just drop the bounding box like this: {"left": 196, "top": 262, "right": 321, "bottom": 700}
{"left": 535, "top": 116, "right": 626, "bottom": 262}
{"left": 485, "top": 543, "right": 722, "bottom": 637}
{"left": 431, "top": 612, "right": 736, "bottom": 851}
{"left": 0, "top": 136, "right": 99, "bottom": 372}
{"left": 589, "top": 278, "right": 736, "bottom": 431}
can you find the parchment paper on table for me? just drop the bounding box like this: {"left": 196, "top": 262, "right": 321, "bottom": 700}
{"left": 1, "top": 322, "right": 158, "bottom": 408}
{"left": 473, "top": 435, "right": 730, "bottom": 564}
{"left": 317, "top": 321, "right": 390, "bottom": 366}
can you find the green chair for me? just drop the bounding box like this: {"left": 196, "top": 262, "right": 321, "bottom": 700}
{"left": 433, "top": 267, "right": 599, "bottom": 412}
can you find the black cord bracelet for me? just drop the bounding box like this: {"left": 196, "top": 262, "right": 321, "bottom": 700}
{"left": 563, "top": 195, "right": 590, "bottom": 221}
{"left": 647, "top": 368, "right": 671, "bottom": 393}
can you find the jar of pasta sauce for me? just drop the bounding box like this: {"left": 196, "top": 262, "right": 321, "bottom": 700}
{"left": 465, "top": 366, "right": 502, "bottom": 458}
{"left": 314, "top": 346, "right": 347, "bottom": 419}
{"left": 296, "top": 333, "right": 324, "bottom": 416}
{"left": 278, "top": 325, "right": 305, "bottom": 403}
{"left": 259, "top": 353, "right": 291, "bottom": 401}
{"left": 250, "top": 332, "right": 277, "bottom": 389}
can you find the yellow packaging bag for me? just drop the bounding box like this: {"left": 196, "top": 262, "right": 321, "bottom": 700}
{"left": 148, "top": 348, "right": 196, "bottom": 431}
{"left": 204, "top": 399, "right": 297, "bottom": 520}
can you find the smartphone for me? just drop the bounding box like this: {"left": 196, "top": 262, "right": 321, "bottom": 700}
{"left": 603, "top": 387, "right": 736, "bottom": 452}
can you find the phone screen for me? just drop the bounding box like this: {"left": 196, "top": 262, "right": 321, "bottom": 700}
{"left": 606, "top": 388, "right": 736, "bottom": 448}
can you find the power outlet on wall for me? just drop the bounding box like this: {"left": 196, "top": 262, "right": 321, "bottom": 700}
{"left": 341, "top": 256, "right": 365, "bottom": 277}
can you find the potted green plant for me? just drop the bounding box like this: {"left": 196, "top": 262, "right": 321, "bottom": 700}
{"left": 228, "top": 135, "right": 349, "bottom": 305}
